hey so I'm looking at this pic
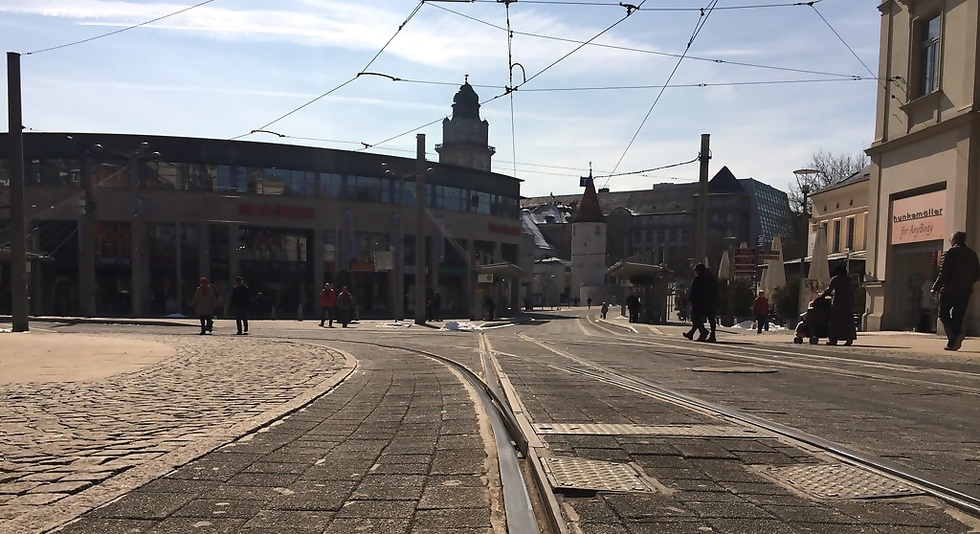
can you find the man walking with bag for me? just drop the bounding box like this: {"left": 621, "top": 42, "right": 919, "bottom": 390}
{"left": 931, "top": 231, "right": 980, "bottom": 351}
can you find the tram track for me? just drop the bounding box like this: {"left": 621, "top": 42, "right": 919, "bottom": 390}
{"left": 563, "top": 315, "right": 980, "bottom": 395}
{"left": 509, "top": 331, "right": 980, "bottom": 519}
{"left": 322, "top": 337, "right": 562, "bottom": 534}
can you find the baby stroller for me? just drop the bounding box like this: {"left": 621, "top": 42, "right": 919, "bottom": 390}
{"left": 793, "top": 296, "right": 831, "bottom": 344}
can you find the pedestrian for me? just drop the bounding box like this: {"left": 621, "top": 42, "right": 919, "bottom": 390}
{"left": 230, "top": 276, "right": 251, "bottom": 335}
{"left": 683, "top": 264, "right": 716, "bottom": 342}
{"left": 600, "top": 301, "right": 608, "bottom": 320}
{"left": 484, "top": 296, "right": 496, "bottom": 321}
{"left": 820, "top": 265, "right": 856, "bottom": 346}
{"left": 626, "top": 294, "right": 641, "bottom": 323}
{"left": 424, "top": 293, "right": 433, "bottom": 323}
{"left": 433, "top": 292, "right": 442, "bottom": 321}
{"left": 319, "top": 283, "right": 336, "bottom": 327}
{"left": 752, "top": 290, "right": 769, "bottom": 334}
{"left": 931, "top": 231, "right": 980, "bottom": 351}
{"left": 587, "top": 297, "right": 593, "bottom": 309}
{"left": 191, "top": 277, "right": 218, "bottom": 335}
{"left": 335, "top": 285, "right": 355, "bottom": 327}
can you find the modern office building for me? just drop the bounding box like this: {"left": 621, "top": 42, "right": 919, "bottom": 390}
{"left": 0, "top": 81, "right": 523, "bottom": 319}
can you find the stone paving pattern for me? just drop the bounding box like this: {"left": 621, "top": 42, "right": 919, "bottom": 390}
{"left": 53, "top": 342, "right": 501, "bottom": 534}
{"left": 0, "top": 335, "right": 346, "bottom": 530}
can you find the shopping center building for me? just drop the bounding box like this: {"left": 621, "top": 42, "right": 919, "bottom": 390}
{"left": 0, "top": 81, "right": 523, "bottom": 319}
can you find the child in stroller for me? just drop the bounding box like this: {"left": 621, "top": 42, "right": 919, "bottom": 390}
{"left": 793, "top": 296, "right": 832, "bottom": 344}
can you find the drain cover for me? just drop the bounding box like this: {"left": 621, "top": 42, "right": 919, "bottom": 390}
{"left": 534, "top": 422, "right": 766, "bottom": 438}
{"left": 761, "top": 463, "right": 923, "bottom": 500}
{"left": 543, "top": 457, "right": 655, "bottom": 493}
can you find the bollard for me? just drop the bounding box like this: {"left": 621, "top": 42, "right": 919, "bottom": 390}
{"left": 271, "top": 306, "right": 277, "bottom": 319}
{"left": 297, "top": 304, "right": 303, "bottom": 321}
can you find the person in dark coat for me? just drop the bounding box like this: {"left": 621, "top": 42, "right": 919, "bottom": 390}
{"left": 433, "top": 292, "right": 442, "bottom": 321}
{"left": 683, "top": 264, "right": 716, "bottom": 342}
{"left": 230, "top": 276, "right": 251, "bottom": 335}
{"left": 484, "top": 297, "right": 496, "bottom": 321}
{"left": 334, "top": 286, "right": 355, "bottom": 327}
{"left": 820, "top": 265, "right": 856, "bottom": 345}
{"left": 626, "top": 294, "right": 641, "bottom": 323}
{"left": 931, "top": 231, "right": 980, "bottom": 350}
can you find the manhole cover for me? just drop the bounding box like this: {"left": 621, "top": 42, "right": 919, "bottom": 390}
{"left": 692, "top": 367, "right": 778, "bottom": 373}
{"left": 761, "top": 464, "right": 923, "bottom": 500}
{"left": 534, "top": 423, "right": 766, "bottom": 438}
{"left": 542, "top": 457, "right": 655, "bottom": 493}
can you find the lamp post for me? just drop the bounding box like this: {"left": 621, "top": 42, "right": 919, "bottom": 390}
{"left": 383, "top": 134, "right": 431, "bottom": 324}
{"left": 94, "top": 142, "right": 160, "bottom": 317}
{"left": 793, "top": 168, "right": 819, "bottom": 316}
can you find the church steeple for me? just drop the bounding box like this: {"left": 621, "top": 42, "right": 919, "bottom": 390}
{"left": 572, "top": 170, "right": 605, "bottom": 223}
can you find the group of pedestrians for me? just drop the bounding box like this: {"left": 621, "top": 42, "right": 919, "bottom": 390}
{"left": 318, "top": 283, "right": 356, "bottom": 328}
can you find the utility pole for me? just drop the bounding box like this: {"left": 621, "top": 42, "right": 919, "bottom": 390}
{"left": 7, "top": 52, "right": 28, "bottom": 331}
{"left": 414, "top": 134, "right": 427, "bottom": 325}
{"left": 695, "top": 134, "right": 710, "bottom": 266}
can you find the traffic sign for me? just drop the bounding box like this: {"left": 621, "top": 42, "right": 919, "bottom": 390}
{"left": 734, "top": 248, "right": 757, "bottom": 257}
{"left": 758, "top": 251, "right": 781, "bottom": 260}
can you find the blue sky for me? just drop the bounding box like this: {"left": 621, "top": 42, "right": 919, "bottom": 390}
{"left": 1, "top": 0, "right": 879, "bottom": 198}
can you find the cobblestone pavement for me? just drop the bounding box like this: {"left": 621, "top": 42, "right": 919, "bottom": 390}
{"left": 0, "top": 334, "right": 350, "bottom": 533}
{"left": 51, "top": 341, "right": 502, "bottom": 534}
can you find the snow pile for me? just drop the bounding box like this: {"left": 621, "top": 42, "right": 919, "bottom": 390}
{"left": 165, "top": 313, "right": 187, "bottom": 319}
{"left": 0, "top": 328, "right": 11, "bottom": 333}
{"left": 441, "top": 321, "right": 480, "bottom": 332}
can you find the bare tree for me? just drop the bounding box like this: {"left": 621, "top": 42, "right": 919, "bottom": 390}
{"left": 788, "top": 150, "right": 869, "bottom": 215}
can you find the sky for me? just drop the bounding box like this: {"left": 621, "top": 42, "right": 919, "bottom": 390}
{"left": 0, "top": 0, "right": 880, "bottom": 198}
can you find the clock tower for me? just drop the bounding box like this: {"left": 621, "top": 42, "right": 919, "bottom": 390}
{"left": 436, "top": 76, "right": 495, "bottom": 171}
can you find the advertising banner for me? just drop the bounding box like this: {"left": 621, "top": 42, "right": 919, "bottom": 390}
{"left": 890, "top": 190, "right": 945, "bottom": 245}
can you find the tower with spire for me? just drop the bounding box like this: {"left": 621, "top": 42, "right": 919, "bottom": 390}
{"left": 436, "top": 75, "right": 495, "bottom": 171}
{"left": 570, "top": 169, "right": 607, "bottom": 303}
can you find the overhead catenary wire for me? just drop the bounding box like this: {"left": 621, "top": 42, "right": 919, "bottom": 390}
{"left": 606, "top": 0, "right": 720, "bottom": 186}
{"left": 25, "top": 0, "right": 220, "bottom": 56}
{"left": 232, "top": 1, "right": 426, "bottom": 140}
{"left": 594, "top": 156, "right": 700, "bottom": 180}
{"left": 809, "top": 3, "right": 886, "bottom": 92}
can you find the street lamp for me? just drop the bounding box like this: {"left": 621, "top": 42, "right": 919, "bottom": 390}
{"left": 382, "top": 156, "right": 433, "bottom": 324}
{"left": 93, "top": 142, "right": 161, "bottom": 317}
{"left": 793, "top": 168, "right": 819, "bottom": 316}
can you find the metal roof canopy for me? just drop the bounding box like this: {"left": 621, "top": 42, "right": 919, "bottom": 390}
{"left": 475, "top": 261, "right": 527, "bottom": 279}
{"left": 606, "top": 260, "right": 666, "bottom": 281}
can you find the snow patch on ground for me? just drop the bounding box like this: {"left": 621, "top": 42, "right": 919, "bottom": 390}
{"left": 733, "top": 320, "right": 787, "bottom": 332}
{"left": 0, "top": 328, "right": 11, "bottom": 333}
{"left": 441, "top": 321, "right": 481, "bottom": 332}
{"left": 381, "top": 321, "right": 414, "bottom": 328}
{"left": 165, "top": 313, "right": 187, "bottom": 319}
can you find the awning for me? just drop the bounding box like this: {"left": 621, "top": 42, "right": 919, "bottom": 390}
{"left": 475, "top": 262, "right": 527, "bottom": 279}
{"left": 782, "top": 250, "right": 867, "bottom": 266}
{"left": 606, "top": 260, "right": 665, "bottom": 280}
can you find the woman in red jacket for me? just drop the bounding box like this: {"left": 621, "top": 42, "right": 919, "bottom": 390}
{"left": 319, "top": 283, "right": 337, "bottom": 327}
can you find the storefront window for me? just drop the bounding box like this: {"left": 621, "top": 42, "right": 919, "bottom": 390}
{"left": 148, "top": 223, "right": 176, "bottom": 259}
{"left": 187, "top": 164, "right": 217, "bottom": 191}
{"left": 153, "top": 162, "right": 182, "bottom": 190}
{"left": 93, "top": 159, "right": 129, "bottom": 188}
{"left": 95, "top": 221, "right": 132, "bottom": 265}
{"left": 320, "top": 173, "right": 342, "bottom": 198}
{"left": 354, "top": 176, "right": 381, "bottom": 202}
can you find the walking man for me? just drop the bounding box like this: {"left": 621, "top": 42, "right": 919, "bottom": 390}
{"left": 230, "top": 276, "right": 251, "bottom": 335}
{"left": 683, "top": 264, "right": 717, "bottom": 342}
{"left": 752, "top": 290, "right": 769, "bottom": 334}
{"left": 931, "top": 231, "right": 980, "bottom": 351}
{"left": 319, "top": 283, "right": 336, "bottom": 327}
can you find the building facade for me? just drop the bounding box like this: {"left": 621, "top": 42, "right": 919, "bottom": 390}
{"left": 0, "top": 86, "right": 522, "bottom": 318}
{"left": 569, "top": 175, "right": 608, "bottom": 303}
{"left": 865, "top": 0, "right": 979, "bottom": 332}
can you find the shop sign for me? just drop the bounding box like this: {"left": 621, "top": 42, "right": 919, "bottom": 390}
{"left": 238, "top": 202, "right": 315, "bottom": 219}
{"left": 488, "top": 222, "right": 522, "bottom": 236}
{"left": 350, "top": 262, "right": 375, "bottom": 272}
{"left": 477, "top": 274, "right": 494, "bottom": 283}
{"left": 890, "top": 190, "right": 945, "bottom": 245}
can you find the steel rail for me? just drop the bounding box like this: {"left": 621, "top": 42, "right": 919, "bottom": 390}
{"left": 327, "top": 339, "right": 545, "bottom": 533}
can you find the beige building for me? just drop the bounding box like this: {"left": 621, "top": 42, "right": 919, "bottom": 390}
{"left": 865, "top": 0, "right": 980, "bottom": 332}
